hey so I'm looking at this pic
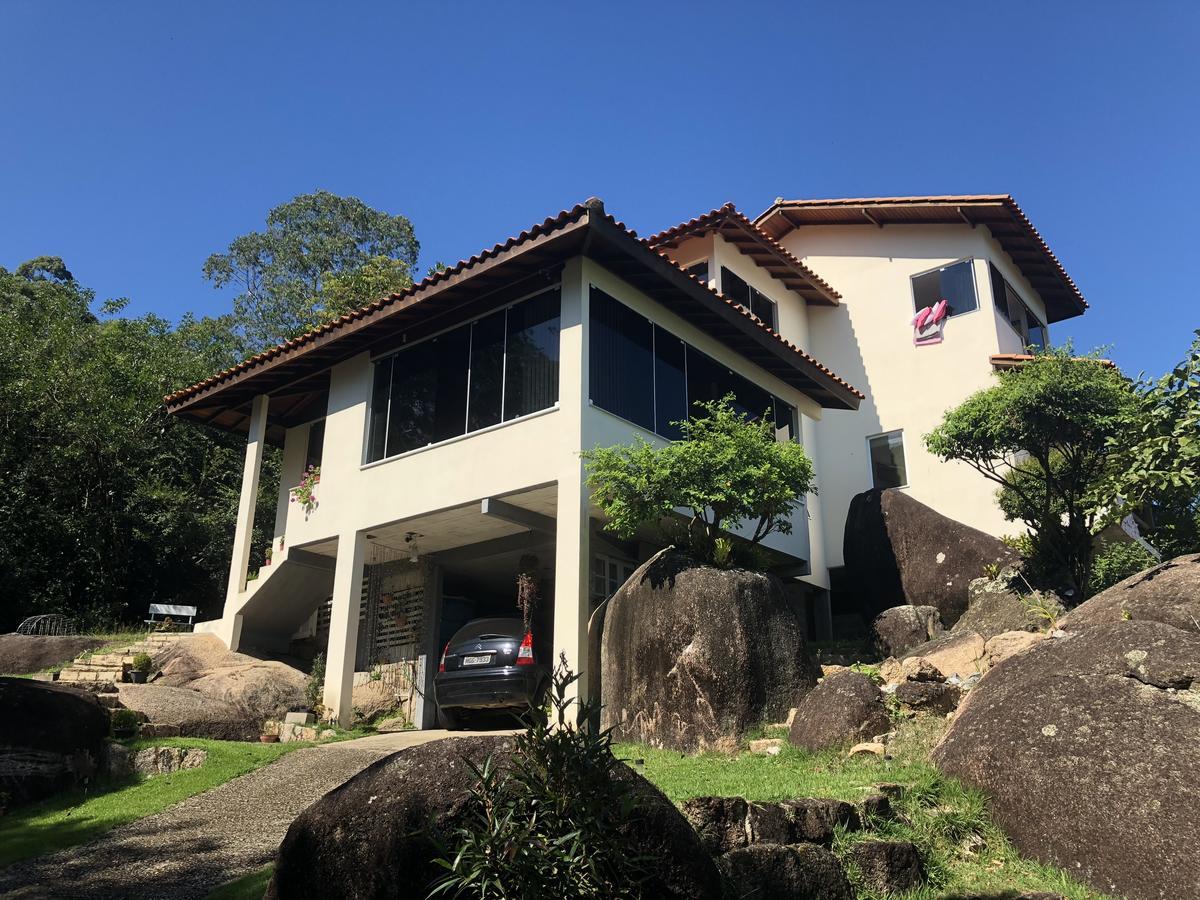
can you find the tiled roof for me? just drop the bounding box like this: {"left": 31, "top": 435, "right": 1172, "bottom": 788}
{"left": 755, "top": 194, "right": 1087, "bottom": 323}
{"left": 645, "top": 203, "right": 841, "bottom": 305}
{"left": 990, "top": 353, "right": 1115, "bottom": 369}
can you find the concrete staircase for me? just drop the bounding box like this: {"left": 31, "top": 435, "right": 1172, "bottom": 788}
{"left": 57, "top": 632, "right": 190, "bottom": 686}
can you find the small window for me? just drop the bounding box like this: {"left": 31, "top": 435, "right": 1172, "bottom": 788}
{"left": 591, "top": 553, "right": 637, "bottom": 607}
{"left": 989, "top": 263, "right": 1047, "bottom": 350}
{"left": 912, "top": 259, "right": 977, "bottom": 318}
{"left": 684, "top": 260, "right": 710, "bottom": 284}
{"left": 305, "top": 419, "right": 326, "bottom": 470}
{"left": 868, "top": 431, "right": 907, "bottom": 489}
{"left": 720, "top": 266, "right": 778, "bottom": 330}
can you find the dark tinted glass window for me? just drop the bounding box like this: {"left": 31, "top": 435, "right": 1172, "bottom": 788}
{"left": 366, "top": 357, "right": 392, "bottom": 462}
{"left": 503, "top": 289, "right": 560, "bottom": 420}
{"left": 686, "top": 348, "right": 772, "bottom": 422}
{"left": 989, "top": 263, "right": 1048, "bottom": 350}
{"left": 305, "top": 419, "right": 325, "bottom": 469}
{"left": 589, "top": 287, "right": 654, "bottom": 431}
{"left": 685, "top": 260, "right": 709, "bottom": 283}
{"left": 912, "top": 259, "right": 977, "bottom": 317}
{"left": 721, "top": 266, "right": 750, "bottom": 307}
{"left": 467, "top": 309, "right": 506, "bottom": 432}
{"left": 869, "top": 431, "right": 907, "bottom": 489}
{"left": 989, "top": 263, "right": 1008, "bottom": 313}
{"left": 749, "top": 287, "right": 778, "bottom": 330}
{"left": 654, "top": 332, "right": 687, "bottom": 440}
{"left": 385, "top": 325, "right": 471, "bottom": 456}
{"left": 774, "top": 400, "right": 797, "bottom": 443}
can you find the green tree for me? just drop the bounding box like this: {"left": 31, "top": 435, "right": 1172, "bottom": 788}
{"left": 202, "top": 190, "right": 419, "bottom": 353}
{"left": 582, "top": 396, "right": 815, "bottom": 567}
{"left": 925, "top": 347, "right": 1139, "bottom": 597}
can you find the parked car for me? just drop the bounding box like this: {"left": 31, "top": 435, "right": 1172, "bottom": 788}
{"left": 433, "top": 617, "right": 549, "bottom": 729}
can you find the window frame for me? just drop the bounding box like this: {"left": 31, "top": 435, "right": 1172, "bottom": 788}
{"left": 680, "top": 258, "right": 711, "bottom": 286}
{"left": 910, "top": 257, "right": 980, "bottom": 320}
{"left": 866, "top": 429, "right": 908, "bottom": 490}
{"left": 590, "top": 552, "right": 637, "bottom": 607}
{"left": 363, "top": 283, "right": 562, "bottom": 466}
{"left": 719, "top": 265, "right": 779, "bottom": 331}
{"left": 988, "top": 262, "right": 1048, "bottom": 350}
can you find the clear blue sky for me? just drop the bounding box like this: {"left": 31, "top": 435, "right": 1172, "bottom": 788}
{"left": 2, "top": 2, "right": 1196, "bottom": 377}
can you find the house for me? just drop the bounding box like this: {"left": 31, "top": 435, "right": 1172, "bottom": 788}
{"left": 165, "top": 194, "right": 1086, "bottom": 726}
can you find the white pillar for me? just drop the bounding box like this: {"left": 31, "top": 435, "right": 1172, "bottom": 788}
{"left": 553, "top": 472, "right": 591, "bottom": 702}
{"left": 224, "top": 393, "right": 269, "bottom": 650}
{"left": 323, "top": 530, "right": 366, "bottom": 726}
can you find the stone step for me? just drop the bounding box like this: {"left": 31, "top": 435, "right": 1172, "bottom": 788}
{"left": 96, "top": 694, "right": 125, "bottom": 709}
{"left": 60, "top": 670, "right": 123, "bottom": 683}
{"left": 140, "top": 723, "right": 182, "bottom": 738}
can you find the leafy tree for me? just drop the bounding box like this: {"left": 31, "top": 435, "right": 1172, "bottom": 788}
{"left": 202, "top": 190, "right": 419, "bottom": 353}
{"left": 925, "top": 347, "right": 1140, "bottom": 597}
{"left": 582, "top": 396, "right": 815, "bottom": 567}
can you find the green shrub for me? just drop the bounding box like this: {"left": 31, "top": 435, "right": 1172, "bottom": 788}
{"left": 582, "top": 396, "right": 815, "bottom": 569}
{"left": 428, "top": 658, "right": 652, "bottom": 899}
{"left": 109, "top": 708, "right": 141, "bottom": 735}
{"left": 305, "top": 652, "right": 325, "bottom": 712}
{"left": 131, "top": 652, "right": 153, "bottom": 673}
{"left": 1087, "top": 541, "right": 1157, "bottom": 597}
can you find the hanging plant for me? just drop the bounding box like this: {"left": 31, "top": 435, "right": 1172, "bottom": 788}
{"left": 290, "top": 465, "right": 321, "bottom": 515}
{"left": 516, "top": 553, "right": 540, "bottom": 630}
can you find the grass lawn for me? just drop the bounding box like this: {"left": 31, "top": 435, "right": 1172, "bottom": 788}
{"left": 615, "top": 719, "right": 1112, "bottom": 900}
{"left": 206, "top": 865, "right": 273, "bottom": 900}
{"left": 0, "top": 737, "right": 300, "bottom": 869}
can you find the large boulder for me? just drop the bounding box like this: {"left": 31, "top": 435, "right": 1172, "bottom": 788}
{"left": 0, "top": 634, "right": 106, "bottom": 675}
{"left": 955, "top": 574, "right": 1064, "bottom": 639}
{"left": 718, "top": 844, "right": 853, "bottom": 900}
{"left": 901, "top": 630, "right": 987, "bottom": 681}
{"left": 268, "top": 734, "right": 721, "bottom": 900}
{"left": 601, "top": 552, "right": 819, "bottom": 752}
{"left": 843, "top": 489, "right": 1018, "bottom": 626}
{"left": 0, "top": 677, "right": 109, "bottom": 804}
{"left": 116, "top": 684, "right": 260, "bottom": 741}
{"left": 1061, "top": 552, "right": 1200, "bottom": 633}
{"left": 788, "top": 671, "right": 891, "bottom": 751}
{"left": 932, "top": 620, "right": 1200, "bottom": 900}
{"left": 153, "top": 634, "right": 306, "bottom": 718}
{"left": 872, "top": 605, "right": 943, "bottom": 656}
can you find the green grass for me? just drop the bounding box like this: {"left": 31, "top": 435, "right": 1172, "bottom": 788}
{"left": 1, "top": 629, "right": 152, "bottom": 678}
{"left": 615, "top": 719, "right": 1112, "bottom": 900}
{"left": 0, "top": 737, "right": 301, "bottom": 869}
{"left": 205, "top": 865, "right": 273, "bottom": 900}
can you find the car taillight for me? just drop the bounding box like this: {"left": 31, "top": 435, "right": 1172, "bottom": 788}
{"left": 516, "top": 632, "right": 534, "bottom": 666}
{"left": 438, "top": 641, "right": 450, "bottom": 673}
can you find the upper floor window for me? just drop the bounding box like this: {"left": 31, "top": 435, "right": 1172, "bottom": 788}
{"left": 720, "top": 267, "right": 779, "bottom": 331}
{"left": 305, "top": 419, "right": 325, "bottom": 470}
{"left": 366, "top": 288, "right": 560, "bottom": 462}
{"left": 911, "top": 259, "right": 978, "bottom": 318}
{"left": 684, "top": 260, "right": 710, "bottom": 284}
{"left": 868, "top": 430, "right": 907, "bottom": 489}
{"left": 989, "top": 263, "right": 1047, "bottom": 350}
{"left": 588, "top": 286, "right": 797, "bottom": 444}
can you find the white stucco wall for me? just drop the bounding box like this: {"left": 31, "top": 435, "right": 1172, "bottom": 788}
{"left": 778, "top": 223, "right": 1056, "bottom": 566}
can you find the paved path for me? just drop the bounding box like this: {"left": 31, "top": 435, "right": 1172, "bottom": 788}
{"left": 0, "top": 729, "right": 496, "bottom": 900}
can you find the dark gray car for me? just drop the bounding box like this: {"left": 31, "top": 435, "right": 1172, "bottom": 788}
{"left": 433, "top": 616, "right": 548, "bottom": 729}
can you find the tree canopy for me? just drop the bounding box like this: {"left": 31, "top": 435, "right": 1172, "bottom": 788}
{"left": 202, "top": 190, "right": 419, "bottom": 353}
{"left": 583, "top": 397, "right": 815, "bottom": 568}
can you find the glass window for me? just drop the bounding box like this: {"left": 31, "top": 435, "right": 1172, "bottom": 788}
{"left": 868, "top": 431, "right": 907, "bottom": 489}
{"left": 385, "top": 324, "right": 471, "bottom": 456}
{"left": 685, "top": 260, "right": 709, "bottom": 284}
{"left": 589, "top": 287, "right": 654, "bottom": 431}
{"left": 503, "top": 289, "right": 561, "bottom": 421}
{"left": 467, "top": 309, "right": 505, "bottom": 432}
{"left": 305, "top": 419, "right": 325, "bottom": 470}
{"left": 653, "top": 332, "right": 687, "bottom": 440}
{"left": 912, "top": 259, "right": 978, "bottom": 318}
{"left": 988, "top": 263, "right": 1047, "bottom": 350}
{"left": 367, "top": 358, "right": 392, "bottom": 462}
{"left": 720, "top": 266, "right": 778, "bottom": 329}
{"left": 773, "top": 400, "right": 797, "bottom": 443}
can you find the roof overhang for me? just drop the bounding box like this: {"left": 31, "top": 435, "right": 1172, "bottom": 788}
{"left": 646, "top": 204, "right": 840, "bottom": 306}
{"left": 166, "top": 199, "right": 862, "bottom": 442}
{"left": 754, "top": 195, "right": 1087, "bottom": 324}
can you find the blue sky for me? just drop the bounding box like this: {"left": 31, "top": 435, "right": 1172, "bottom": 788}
{"left": 2, "top": 1, "right": 1196, "bottom": 378}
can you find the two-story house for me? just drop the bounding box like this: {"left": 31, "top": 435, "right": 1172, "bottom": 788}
{"left": 165, "top": 193, "right": 1086, "bottom": 726}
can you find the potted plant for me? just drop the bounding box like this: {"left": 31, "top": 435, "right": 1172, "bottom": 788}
{"left": 110, "top": 708, "right": 140, "bottom": 739}
{"left": 259, "top": 730, "right": 279, "bottom": 743}
{"left": 264, "top": 547, "right": 273, "bottom": 567}
{"left": 128, "top": 652, "right": 153, "bottom": 684}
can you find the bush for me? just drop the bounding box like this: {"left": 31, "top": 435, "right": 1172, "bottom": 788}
{"left": 428, "top": 658, "right": 652, "bottom": 899}
{"left": 131, "top": 652, "right": 153, "bottom": 673}
{"left": 305, "top": 652, "right": 325, "bottom": 713}
{"left": 109, "top": 708, "right": 140, "bottom": 736}
{"left": 1087, "top": 541, "right": 1157, "bottom": 597}
{"left": 582, "top": 396, "right": 815, "bottom": 569}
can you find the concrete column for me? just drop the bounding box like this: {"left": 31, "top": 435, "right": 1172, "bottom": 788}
{"left": 224, "top": 393, "right": 269, "bottom": 650}
{"left": 323, "top": 530, "right": 367, "bottom": 726}
{"left": 553, "top": 472, "right": 591, "bottom": 702}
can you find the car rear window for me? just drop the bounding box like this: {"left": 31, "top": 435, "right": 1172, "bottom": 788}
{"left": 450, "top": 617, "right": 524, "bottom": 644}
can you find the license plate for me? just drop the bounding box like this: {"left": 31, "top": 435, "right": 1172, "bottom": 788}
{"left": 462, "top": 654, "right": 492, "bottom": 666}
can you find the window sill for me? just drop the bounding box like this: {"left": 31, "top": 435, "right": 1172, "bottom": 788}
{"left": 359, "top": 404, "right": 560, "bottom": 470}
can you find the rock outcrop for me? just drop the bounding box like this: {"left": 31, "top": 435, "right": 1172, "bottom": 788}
{"left": 788, "top": 671, "right": 891, "bottom": 751}
{"left": 872, "top": 605, "right": 943, "bottom": 657}
{"left": 845, "top": 840, "right": 924, "bottom": 895}
{"left": 601, "top": 552, "right": 819, "bottom": 752}
{"left": 844, "top": 488, "right": 1018, "bottom": 626}
{"left": 0, "top": 634, "right": 106, "bottom": 675}
{"left": 718, "top": 844, "right": 853, "bottom": 900}
{"left": 0, "top": 677, "right": 109, "bottom": 804}
{"left": 116, "top": 684, "right": 259, "bottom": 741}
{"left": 956, "top": 573, "right": 1064, "bottom": 638}
{"left": 900, "top": 631, "right": 987, "bottom": 682}
{"left": 932, "top": 620, "right": 1200, "bottom": 900}
{"left": 268, "top": 734, "right": 721, "bottom": 900}
{"left": 1061, "top": 552, "right": 1200, "bottom": 633}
